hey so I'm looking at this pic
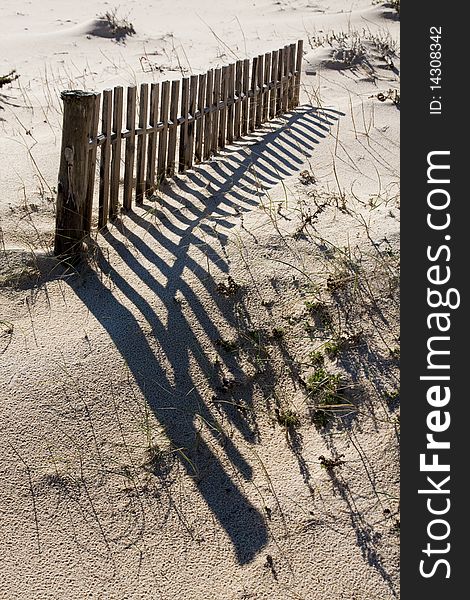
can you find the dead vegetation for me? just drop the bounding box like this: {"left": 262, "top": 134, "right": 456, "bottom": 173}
{"left": 95, "top": 8, "right": 136, "bottom": 42}
{"left": 0, "top": 70, "right": 19, "bottom": 88}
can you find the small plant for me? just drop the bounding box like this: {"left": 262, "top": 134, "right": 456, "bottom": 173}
{"left": 384, "top": 388, "right": 399, "bottom": 401}
{"left": 142, "top": 445, "right": 176, "bottom": 479}
{"left": 384, "top": 387, "right": 400, "bottom": 411}
{"left": 307, "top": 30, "right": 368, "bottom": 69}
{"left": 373, "top": 0, "right": 400, "bottom": 15}
{"left": 309, "top": 350, "right": 324, "bottom": 367}
{"left": 215, "top": 338, "right": 238, "bottom": 352}
{"left": 275, "top": 408, "right": 301, "bottom": 430}
{"left": 376, "top": 88, "right": 400, "bottom": 107}
{"left": 299, "top": 170, "right": 316, "bottom": 185}
{"left": 306, "top": 368, "right": 348, "bottom": 427}
{"left": 324, "top": 333, "right": 361, "bottom": 359}
{"left": 326, "top": 275, "right": 349, "bottom": 293}
{"left": 312, "top": 408, "right": 330, "bottom": 428}
{"left": 324, "top": 337, "right": 347, "bottom": 359}
{"left": 318, "top": 454, "right": 345, "bottom": 472}
{"left": 246, "top": 329, "right": 263, "bottom": 344}
{"left": 99, "top": 8, "right": 136, "bottom": 42}
{"left": 216, "top": 275, "right": 240, "bottom": 297}
{"left": 307, "top": 368, "right": 341, "bottom": 400}
{"left": 0, "top": 70, "right": 19, "bottom": 88}
{"left": 303, "top": 323, "right": 316, "bottom": 337}
{"left": 271, "top": 326, "right": 285, "bottom": 340}
{"left": 304, "top": 300, "right": 318, "bottom": 312}
{"left": 304, "top": 300, "right": 333, "bottom": 329}
{"left": 243, "top": 329, "right": 270, "bottom": 372}
{"left": 261, "top": 299, "right": 275, "bottom": 308}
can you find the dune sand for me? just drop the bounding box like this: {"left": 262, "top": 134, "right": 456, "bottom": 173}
{"left": 0, "top": 1, "right": 400, "bottom": 598}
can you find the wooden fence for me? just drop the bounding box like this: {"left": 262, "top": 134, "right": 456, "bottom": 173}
{"left": 54, "top": 40, "right": 304, "bottom": 257}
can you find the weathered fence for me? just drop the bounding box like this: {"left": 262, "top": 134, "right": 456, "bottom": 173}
{"left": 54, "top": 40, "right": 304, "bottom": 257}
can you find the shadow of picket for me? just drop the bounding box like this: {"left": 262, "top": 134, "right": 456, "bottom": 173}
{"left": 67, "top": 105, "right": 342, "bottom": 564}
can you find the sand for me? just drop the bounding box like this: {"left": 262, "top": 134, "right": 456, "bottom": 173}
{"left": 0, "top": 1, "right": 400, "bottom": 598}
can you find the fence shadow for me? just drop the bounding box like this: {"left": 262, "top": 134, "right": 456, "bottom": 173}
{"left": 66, "top": 105, "right": 341, "bottom": 564}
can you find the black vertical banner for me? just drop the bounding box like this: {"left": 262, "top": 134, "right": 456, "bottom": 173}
{"left": 402, "top": 3, "right": 467, "bottom": 597}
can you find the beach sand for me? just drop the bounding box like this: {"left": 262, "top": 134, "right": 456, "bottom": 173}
{"left": 0, "top": 1, "right": 400, "bottom": 598}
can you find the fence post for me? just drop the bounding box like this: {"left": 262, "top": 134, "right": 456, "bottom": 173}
{"left": 54, "top": 90, "right": 97, "bottom": 258}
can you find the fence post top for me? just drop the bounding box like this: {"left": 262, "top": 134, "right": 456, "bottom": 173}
{"left": 60, "top": 90, "right": 98, "bottom": 101}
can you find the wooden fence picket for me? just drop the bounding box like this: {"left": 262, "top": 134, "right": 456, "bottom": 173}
{"left": 295, "top": 39, "right": 303, "bottom": 106}
{"left": 219, "top": 65, "right": 228, "bottom": 149}
{"left": 98, "top": 88, "right": 112, "bottom": 228}
{"left": 167, "top": 80, "right": 180, "bottom": 177}
{"left": 157, "top": 80, "right": 170, "bottom": 184}
{"left": 276, "top": 48, "right": 283, "bottom": 116}
{"left": 256, "top": 55, "right": 263, "bottom": 128}
{"left": 203, "top": 69, "right": 213, "bottom": 161}
{"left": 249, "top": 56, "right": 258, "bottom": 132}
{"left": 146, "top": 82, "right": 159, "bottom": 196}
{"left": 269, "top": 50, "right": 278, "bottom": 119}
{"left": 227, "top": 63, "right": 234, "bottom": 145}
{"left": 186, "top": 74, "right": 198, "bottom": 169}
{"left": 262, "top": 53, "right": 270, "bottom": 124}
{"left": 110, "top": 86, "right": 123, "bottom": 219}
{"left": 241, "top": 59, "right": 249, "bottom": 136}
{"left": 85, "top": 93, "right": 100, "bottom": 231}
{"left": 288, "top": 43, "right": 296, "bottom": 109}
{"left": 135, "top": 83, "right": 149, "bottom": 203}
{"left": 212, "top": 68, "right": 222, "bottom": 154}
{"left": 195, "top": 73, "right": 206, "bottom": 163}
{"left": 234, "top": 61, "right": 242, "bottom": 140}
{"left": 179, "top": 78, "right": 190, "bottom": 173}
{"left": 123, "top": 86, "right": 136, "bottom": 211}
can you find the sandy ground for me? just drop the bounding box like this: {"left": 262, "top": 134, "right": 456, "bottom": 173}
{"left": 0, "top": 1, "right": 400, "bottom": 598}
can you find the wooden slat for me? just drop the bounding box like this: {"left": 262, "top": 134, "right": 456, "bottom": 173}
{"left": 249, "top": 56, "right": 258, "bottom": 132}
{"left": 85, "top": 93, "right": 100, "bottom": 230}
{"left": 241, "top": 59, "right": 249, "bottom": 136}
{"left": 211, "top": 68, "right": 221, "bottom": 154}
{"left": 234, "top": 60, "right": 242, "bottom": 140}
{"left": 262, "top": 52, "right": 271, "bottom": 123}
{"left": 146, "top": 82, "right": 160, "bottom": 196}
{"left": 195, "top": 73, "right": 206, "bottom": 163}
{"left": 186, "top": 74, "right": 198, "bottom": 169}
{"left": 255, "top": 55, "right": 263, "bottom": 128}
{"left": 179, "top": 77, "right": 190, "bottom": 173}
{"left": 295, "top": 39, "right": 303, "bottom": 107}
{"left": 282, "top": 45, "right": 289, "bottom": 114}
{"left": 135, "top": 83, "right": 149, "bottom": 203}
{"left": 109, "top": 86, "right": 123, "bottom": 219}
{"left": 218, "top": 65, "right": 228, "bottom": 149}
{"left": 98, "top": 88, "right": 112, "bottom": 228}
{"left": 269, "top": 50, "right": 278, "bottom": 119}
{"left": 288, "top": 43, "right": 296, "bottom": 109}
{"left": 226, "top": 63, "right": 234, "bottom": 144}
{"left": 123, "top": 87, "right": 136, "bottom": 211}
{"left": 167, "top": 79, "right": 180, "bottom": 177}
{"left": 203, "top": 69, "right": 213, "bottom": 160}
{"left": 276, "top": 47, "right": 284, "bottom": 116}
{"left": 157, "top": 80, "right": 170, "bottom": 184}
